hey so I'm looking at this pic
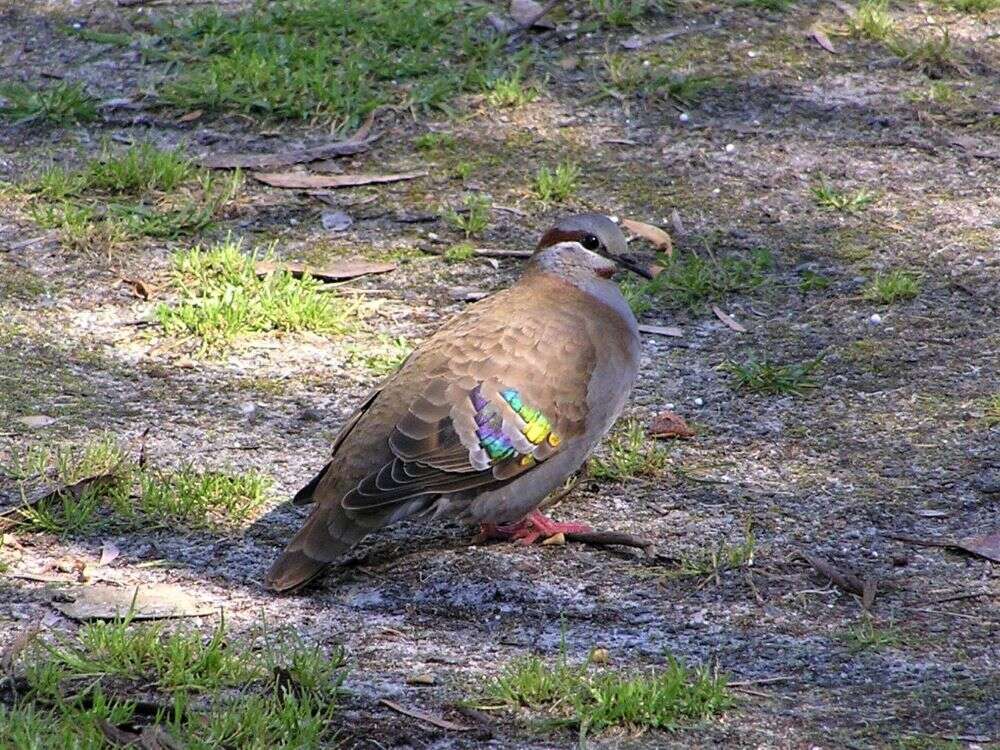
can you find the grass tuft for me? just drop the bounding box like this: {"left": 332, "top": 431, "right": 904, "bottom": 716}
{"left": 842, "top": 616, "right": 901, "bottom": 652}
{"left": 811, "top": 179, "right": 876, "bottom": 213}
{"left": 156, "top": 238, "right": 357, "bottom": 351}
{"left": 156, "top": 0, "right": 506, "bottom": 126}
{"left": 848, "top": 0, "right": 896, "bottom": 40}
{"left": 982, "top": 394, "right": 1000, "bottom": 426}
{"left": 534, "top": 162, "right": 580, "bottom": 204}
{"left": 740, "top": 0, "right": 795, "bottom": 11}
{"left": 2, "top": 614, "right": 344, "bottom": 748}
{"left": 346, "top": 334, "right": 413, "bottom": 375}
{"left": 601, "top": 54, "right": 713, "bottom": 104}
{"left": 943, "top": 0, "right": 1000, "bottom": 10}
{"left": 5, "top": 436, "right": 270, "bottom": 535}
{"left": 721, "top": 356, "right": 820, "bottom": 396}
{"left": 486, "top": 652, "right": 732, "bottom": 732}
{"left": 590, "top": 0, "right": 658, "bottom": 27}
{"left": 635, "top": 247, "right": 772, "bottom": 310}
{"left": 863, "top": 270, "right": 921, "bottom": 304}
{"left": 886, "top": 27, "right": 959, "bottom": 76}
{"left": 484, "top": 71, "right": 538, "bottom": 108}
{"left": 590, "top": 419, "right": 669, "bottom": 480}
{"left": 444, "top": 194, "right": 491, "bottom": 237}
{"left": 0, "top": 81, "right": 97, "bottom": 125}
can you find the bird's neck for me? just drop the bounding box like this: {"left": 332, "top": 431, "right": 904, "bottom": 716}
{"left": 523, "top": 267, "right": 639, "bottom": 337}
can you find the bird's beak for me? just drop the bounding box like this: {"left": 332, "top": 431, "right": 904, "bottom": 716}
{"left": 611, "top": 253, "right": 656, "bottom": 280}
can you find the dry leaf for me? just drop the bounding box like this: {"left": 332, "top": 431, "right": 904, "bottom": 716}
{"left": 253, "top": 170, "right": 426, "bottom": 189}
{"left": 648, "top": 410, "right": 696, "bottom": 440}
{"left": 253, "top": 259, "right": 396, "bottom": 282}
{"left": 200, "top": 134, "right": 377, "bottom": 170}
{"left": 957, "top": 533, "right": 1000, "bottom": 563}
{"left": 99, "top": 540, "right": 121, "bottom": 567}
{"left": 541, "top": 532, "right": 566, "bottom": 546}
{"left": 99, "top": 720, "right": 141, "bottom": 747}
{"left": 55, "top": 584, "right": 216, "bottom": 621}
{"left": 637, "top": 324, "right": 683, "bottom": 337}
{"left": 121, "top": 277, "right": 153, "bottom": 300}
{"left": 139, "top": 725, "right": 186, "bottom": 750}
{"left": 406, "top": 673, "right": 436, "bottom": 685}
{"left": 177, "top": 109, "right": 203, "bottom": 123}
{"left": 621, "top": 218, "right": 673, "bottom": 256}
{"left": 810, "top": 26, "right": 837, "bottom": 54}
{"left": 379, "top": 699, "right": 470, "bottom": 731}
{"left": 1, "top": 625, "right": 39, "bottom": 673}
{"left": 510, "top": 0, "right": 556, "bottom": 28}
{"left": 712, "top": 304, "right": 747, "bottom": 333}
{"left": 15, "top": 415, "right": 56, "bottom": 428}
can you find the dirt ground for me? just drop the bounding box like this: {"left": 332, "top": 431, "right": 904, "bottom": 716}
{"left": 1, "top": 0, "right": 999, "bottom": 747}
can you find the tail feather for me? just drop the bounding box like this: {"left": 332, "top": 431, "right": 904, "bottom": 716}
{"left": 265, "top": 503, "right": 366, "bottom": 592}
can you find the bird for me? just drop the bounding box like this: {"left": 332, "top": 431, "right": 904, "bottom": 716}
{"left": 265, "top": 213, "right": 653, "bottom": 592}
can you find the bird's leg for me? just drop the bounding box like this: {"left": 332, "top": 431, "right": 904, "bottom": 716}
{"left": 475, "top": 510, "right": 592, "bottom": 546}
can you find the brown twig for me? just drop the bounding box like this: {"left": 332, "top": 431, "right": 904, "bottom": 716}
{"left": 796, "top": 550, "right": 877, "bottom": 609}
{"left": 564, "top": 530, "right": 655, "bottom": 557}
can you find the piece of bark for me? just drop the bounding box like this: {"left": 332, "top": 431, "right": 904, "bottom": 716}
{"left": 564, "top": 530, "right": 655, "bottom": 557}
{"left": 798, "top": 551, "right": 869, "bottom": 600}
{"left": 253, "top": 170, "right": 426, "bottom": 189}
{"left": 1, "top": 473, "right": 119, "bottom": 519}
{"left": 253, "top": 260, "right": 396, "bottom": 282}
{"left": 199, "top": 135, "right": 377, "bottom": 170}
{"left": 637, "top": 324, "right": 683, "bottom": 337}
{"left": 54, "top": 584, "right": 216, "bottom": 621}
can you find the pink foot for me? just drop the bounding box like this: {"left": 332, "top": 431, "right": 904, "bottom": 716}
{"left": 476, "top": 510, "right": 592, "bottom": 546}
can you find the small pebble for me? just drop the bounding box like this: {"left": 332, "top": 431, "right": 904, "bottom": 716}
{"left": 679, "top": 112, "right": 689, "bottom": 123}
{"left": 693, "top": 397, "right": 704, "bottom": 407}
{"left": 869, "top": 313, "right": 882, "bottom": 325}
{"left": 725, "top": 143, "right": 736, "bottom": 154}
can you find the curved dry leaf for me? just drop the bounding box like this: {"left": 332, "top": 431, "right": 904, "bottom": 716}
{"left": 648, "top": 410, "right": 696, "bottom": 439}
{"left": 810, "top": 26, "right": 837, "bottom": 54}
{"left": 712, "top": 304, "right": 747, "bottom": 333}
{"left": 621, "top": 218, "right": 673, "bottom": 256}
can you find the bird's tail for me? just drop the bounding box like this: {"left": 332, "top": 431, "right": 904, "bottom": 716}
{"left": 264, "top": 502, "right": 366, "bottom": 592}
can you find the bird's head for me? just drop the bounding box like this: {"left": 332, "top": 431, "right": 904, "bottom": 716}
{"left": 535, "top": 213, "right": 654, "bottom": 280}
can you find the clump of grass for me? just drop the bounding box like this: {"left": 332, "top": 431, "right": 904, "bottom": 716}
{"left": 413, "top": 132, "right": 456, "bottom": 151}
{"left": 721, "top": 356, "right": 820, "bottom": 396}
{"left": 534, "top": 162, "right": 580, "bottom": 204}
{"left": 886, "top": 27, "right": 959, "bottom": 76}
{"left": 5, "top": 437, "right": 271, "bottom": 535}
{"left": 485, "top": 652, "right": 732, "bottom": 732}
{"left": 848, "top": 0, "right": 896, "bottom": 40}
{"left": 484, "top": 72, "right": 538, "bottom": 107}
{"left": 842, "top": 616, "right": 901, "bottom": 653}
{"left": 944, "top": 0, "right": 1000, "bottom": 10}
{"left": 675, "top": 528, "right": 757, "bottom": 578}
{"left": 905, "top": 81, "right": 960, "bottom": 104}
{"left": 346, "top": 334, "right": 413, "bottom": 375}
{"left": 444, "top": 194, "right": 491, "bottom": 237}
{"left": 156, "top": 238, "right": 356, "bottom": 351}
{"left": 863, "top": 269, "right": 921, "bottom": 304}
{"left": 601, "top": 54, "right": 713, "bottom": 104}
{"left": 23, "top": 143, "right": 240, "bottom": 251}
{"left": 811, "top": 178, "right": 876, "bottom": 213}
{"left": 621, "top": 276, "right": 655, "bottom": 315}
{"left": 638, "top": 247, "right": 773, "bottom": 309}
{"left": 0, "top": 81, "right": 97, "bottom": 125}
{"left": 982, "top": 394, "right": 1000, "bottom": 426}
{"left": 453, "top": 160, "right": 475, "bottom": 181}
{"left": 799, "top": 270, "right": 831, "bottom": 292}
{"left": 444, "top": 241, "right": 476, "bottom": 264}
{"left": 2, "top": 614, "right": 344, "bottom": 748}
{"left": 590, "top": 0, "right": 657, "bottom": 27}
{"left": 156, "top": 0, "right": 506, "bottom": 126}
{"left": 590, "top": 419, "right": 669, "bottom": 481}
{"left": 739, "top": 0, "right": 794, "bottom": 11}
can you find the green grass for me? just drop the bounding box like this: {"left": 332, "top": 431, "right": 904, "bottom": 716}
{"left": 2, "top": 614, "right": 344, "bottom": 749}
{"left": 156, "top": 238, "right": 357, "bottom": 351}
{"left": 24, "top": 143, "right": 240, "bottom": 251}
{"left": 983, "top": 394, "right": 1000, "bottom": 426}
{"left": 534, "top": 162, "right": 580, "bottom": 204}
{"left": 842, "top": 617, "right": 901, "bottom": 653}
{"left": 601, "top": 54, "right": 713, "bottom": 104}
{"left": 413, "top": 132, "right": 456, "bottom": 152}
{"left": 155, "top": 0, "right": 507, "bottom": 126}
{"left": 675, "top": 529, "right": 757, "bottom": 579}
{"left": 721, "top": 356, "right": 820, "bottom": 396}
{"left": 485, "top": 652, "right": 732, "bottom": 733}
{"left": 886, "top": 28, "right": 959, "bottom": 75}
{"left": 811, "top": 179, "right": 876, "bottom": 213}
{"left": 739, "top": 0, "right": 794, "bottom": 11}
{"left": 590, "top": 419, "right": 669, "bottom": 481}
{"left": 444, "top": 241, "right": 477, "bottom": 264}
{"left": 590, "top": 0, "right": 657, "bottom": 27}
{"left": 444, "top": 193, "right": 491, "bottom": 237}
{"left": 346, "top": 334, "right": 413, "bottom": 375}
{"left": 5, "top": 437, "right": 270, "bottom": 535}
{"left": 798, "top": 270, "right": 831, "bottom": 292}
{"left": 484, "top": 72, "right": 538, "bottom": 108}
{"left": 0, "top": 81, "right": 97, "bottom": 125}
{"left": 863, "top": 270, "right": 921, "bottom": 304}
{"left": 943, "top": 0, "right": 1000, "bottom": 10}
{"left": 635, "top": 247, "right": 772, "bottom": 310}
{"left": 848, "top": 0, "right": 896, "bottom": 40}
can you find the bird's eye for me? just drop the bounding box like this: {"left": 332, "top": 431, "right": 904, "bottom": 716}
{"left": 581, "top": 234, "right": 601, "bottom": 251}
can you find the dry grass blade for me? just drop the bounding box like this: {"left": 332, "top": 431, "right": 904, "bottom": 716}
{"left": 379, "top": 698, "right": 471, "bottom": 731}
{"left": 252, "top": 170, "right": 427, "bottom": 189}
{"left": 253, "top": 260, "right": 397, "bottom": 282}
{"left": 712, "top": 304, "right": 747, "bottom": 333}
{"left": 638, "top": 324, "right": 683, "bottom": 337}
